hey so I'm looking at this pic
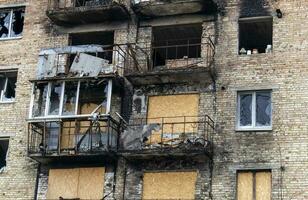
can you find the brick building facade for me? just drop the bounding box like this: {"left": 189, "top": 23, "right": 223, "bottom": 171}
{"left": 0, "top": 0, "right": 307, "bottom": 199}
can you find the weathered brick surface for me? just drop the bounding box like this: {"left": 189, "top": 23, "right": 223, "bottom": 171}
{"left": 0, "top": 0, "right": 307, "bottom": 200}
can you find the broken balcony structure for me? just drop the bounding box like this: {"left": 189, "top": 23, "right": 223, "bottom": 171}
{"left": 46, "top": 0, "right": 130, "bottom": 25}
{"left": 132, "top": 0, "right": 217, "bottom": 18}
{"left": 119, "top": 115, "right": 215, "bottom": 160}
{"left": 27, "top": 44, "right": 130, "bottom": 164}
{"left": 125, "top": 23, "right": 216, "bottom": 85}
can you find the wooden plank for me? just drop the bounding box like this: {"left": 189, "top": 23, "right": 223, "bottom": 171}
{"left": 237, "top": 172, "right": 253, "bottom": 200}
{"left": 47, "top": 168, "right": 79, "bottom": 199}
{"left": 61, "top": 121, "right": 76, "bottom": 150}
{"left": 142, "top": 171, "right": 197, "bottom": 200}
{"left": 256, "top": 172, "right": 271, "bottom": 200}
{"left": 78, "top": 167, "right": 105, "bottom": 200}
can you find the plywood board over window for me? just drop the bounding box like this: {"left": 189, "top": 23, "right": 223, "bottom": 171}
{"left": 147, "top": 94, "right": 199, "bottom": 143}
{"left": 237, "top": 171, "right": 271, "bottom": 200}
{"left": 47, "top": 167, "right": 105, "bottom": 200}
{"left": 142, "top": 171, "right": 197, "bottom": 200}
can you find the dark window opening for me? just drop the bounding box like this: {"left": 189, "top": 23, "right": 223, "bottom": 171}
{"left": 0, "top": 7, "right": 25, "bottom": 39}
{"left": 0, "top": 139, "right": 9, "bottom": 169}
{"left": 0, "top": 71, "right": 17, "bottom": 102}
{"left": 239, "top": 17, "right": 273, "bottom": 54}
{"left": 152, "top": 24, "right": 202, "bottom": 67}
{"left": 69, "top": 31, "right": 114, "bottom": 64}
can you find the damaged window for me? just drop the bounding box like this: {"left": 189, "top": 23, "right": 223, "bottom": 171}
{"left": 0, "top": 71, "right": 17, "bottom": 103}
{"left": 0, "top": 7, "right": 25, "bottom": 39}
{"left": 0, "top": 138, "right": 9, "bottom": 171}
{"left": 237, "top": 91, "right": 272, "bottom": 130}
{"left": 31, "top": 80, "right": 111, "bottom": 118}
{"left": 239, "top": 17, "right": 273, "bottom": 55}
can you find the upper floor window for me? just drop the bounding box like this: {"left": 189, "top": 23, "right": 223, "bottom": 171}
{"left": 0, "top": 7, "right": 25, "bottom": 39}
{"left": 237, "top": 170, "right": 271, "bottom": 200}
{"left": 239, "top": 17, "right": 273, "bottom": 55}
{"left": 237, "top": 90, "right": 272, "bottom": 130}
{"left": 30, "top": 79, "right": 111, "bottom": 118}
{"left": 0, "top": 138, "right": 9, "bottom": 171}
{"left": 0, "top": 71, "right": 17, "bottom": 103}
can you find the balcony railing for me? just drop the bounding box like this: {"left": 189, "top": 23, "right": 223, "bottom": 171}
{"left": 125, "top": 37, "right": 215, "bottom": 74}
{"left": 48, "top": 0, "right": 115, "bottom": 10}
{"left": 28, "top": 116, "right": 123, "bottom": 157}
{"left": 119, "top": 115, "right": 214, "bottom": 156}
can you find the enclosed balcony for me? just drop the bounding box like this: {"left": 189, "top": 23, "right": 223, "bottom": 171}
{"left": 27, "top": 78, "right": 124, "bottom": 163}
{"left": 46, "top": 0, "right": 129, "bottom": 25}
{"left": 125, "top": 24, "right": 216, "bottom": 85}
{"left": 118, "top": 115, "right": 214, "bottom": 160}
{"left": 132, "top": 0, "right": 217, "bottom": 18}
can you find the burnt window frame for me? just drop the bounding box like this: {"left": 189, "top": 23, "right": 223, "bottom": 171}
{"left": 0, "top": 70, "right": 17, "bottom": 103}
{"left": 0, "top": 138, "right": 9, "bottom": 171}
{"left": 238, "top": 16, "right": 273, "bottom": 55}
{"left": 29, "top": 79, "right": 113, "bottom": 119}
{"left": 0, "top": 6, "right": 25, "bottom": 40}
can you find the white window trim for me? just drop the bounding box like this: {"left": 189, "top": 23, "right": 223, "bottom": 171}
{"left": 236, "top": 90, "right": 272, "bottom": 131}
{"left": 0, "top": 75, "right": 16, "bottom": 103}
{"left": 0, "top": 8, "right": 24, "bottom": 40}
{"left": 29, "top": 79, "right": 112, "bottom": 119}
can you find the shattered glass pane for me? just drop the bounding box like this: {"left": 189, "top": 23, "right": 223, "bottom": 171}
{"left": 33, "top": 83, "right": 49, "bottom": 117}
{"left": 239, "top": 93, "right": 252, "bottom": 126}
{"left": 2, "top": 75, "right": 17, "bottom": 101}
{"left": 10, "top": 8, "right": 25, "bottom": 38}
{"left": 0, "top": 10, "right": 11, "bottom": 38}
{"left": 48, "top": 83, "right": 62, "bottom": 115}
{"left": 62, "top": 81, "right": 78, "bottom": 115}
{"left": 78, "top": 80, "right": 108, "bottom": 114}
{"left": 256, "top": 91, "right": 271, "bottom": 126}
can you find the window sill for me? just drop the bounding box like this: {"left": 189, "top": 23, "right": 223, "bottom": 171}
{"left": 235, "top": 127, "right": 272, "bottom": 132}
{"left": 0, "top": 101, "right": 16, "bottom": 104}
{"left": 0, "top": 36, "right": 22, "bottom": 41}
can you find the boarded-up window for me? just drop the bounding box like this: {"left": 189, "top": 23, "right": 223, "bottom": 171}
{"left": 142, "top": 171, "right": 197, "bottom": 200}
{"left": 47, "top": 167, "right": 105, "bottom": 200}
{"left": 147, "top": 94, "right": 199, "bottom": 143}
{"left": 237, "top": 171, "right": 271, "bottom": 200}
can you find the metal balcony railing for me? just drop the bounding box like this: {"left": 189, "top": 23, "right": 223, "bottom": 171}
{"left": 28, "top": 116, "right": 123, "bottom": 156}
{"left": 47, "top": 0, "right": 115, "bottom": 10}
{"left": 125, "top": 37, "right": 215, "bottom": 74}
{"left": 120, "top": 115, "right": 214, "bottom": 154}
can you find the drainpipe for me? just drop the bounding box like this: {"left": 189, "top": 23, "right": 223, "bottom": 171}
{"left": 34, "top": 163, "right": 41, "bottom": 200}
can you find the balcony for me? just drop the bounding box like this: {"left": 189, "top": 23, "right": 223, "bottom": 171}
{"left": 28, "top": 116, "right": 123, "bottom": 164}
{"left": 46, "top": 0, "right": 129, "bottom": 25}
{"left": 118, "top": 115, "right": 214, "bottom": 160}
{"left": 125, "top": 37, "right": 215, "bottom": 85}
{"left": 132, "top": 0, "right": 217, "bottom": 18}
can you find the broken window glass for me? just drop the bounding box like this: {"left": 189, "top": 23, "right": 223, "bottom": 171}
{"left": 0, "top": 139, "right": 9, "bottom": 170}
{"left": 62, "top": 81, "right": 78, "bottom": 115}
{"left": 0, "top": 10, "right": 10, "bottom": 38}
{"left": 0, "top": 71, "right": 17, "bottom": 102}
{"left": 10, "top": 8, "right": 24, "bottom": 38}
{"left": 32, "top": 83, "right": 49, "bottom": 117}
{"left": 0, "top": 7, "right": 25, "bottom": 39}
{"left": 239, "top": 93, "right": 252, "bottom": 126}
{"left": 78, "top": 80, "right": 108, "bottom": 115}
{"left": 48, "top": 82, "right": 63, "bottom": 115}
{"left": 256, "top": 91, "right": 271, "bottom": 126}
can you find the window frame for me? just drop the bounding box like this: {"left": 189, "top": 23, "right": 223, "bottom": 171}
{"left": 236, "top": 90, "right": 272, "bottom": 131}
{"left": 0, "top": 71, "right": 17, "bottom": 103}
{"left": 29, "top": 79, "right": 112, "bottom": 119}
{"left": 0, "top": 7, "right": 25, "bottom": 41}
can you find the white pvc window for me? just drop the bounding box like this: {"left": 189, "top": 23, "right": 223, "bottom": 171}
{"left": 30, "top": 79, "right": 112, "bottom": 119}
{"left": 0, "top": 71, "right": 17, "bottom": 103}
{"left": 237, "top": 91, "right": 272, "bottom": 130}
{"left": 0, "top": 7, "right": 25, "bottom": 40}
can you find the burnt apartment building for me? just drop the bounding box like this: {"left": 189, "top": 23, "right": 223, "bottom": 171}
{"left": 0, "top": 0, "right": 307, "bottom": 199}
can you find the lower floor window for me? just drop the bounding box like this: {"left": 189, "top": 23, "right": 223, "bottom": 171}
{"left": 0, "top": 138, "right": 9, "bottom": 170}
{"left": 237, "top": 170, "right": 271, "bottom": 200}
